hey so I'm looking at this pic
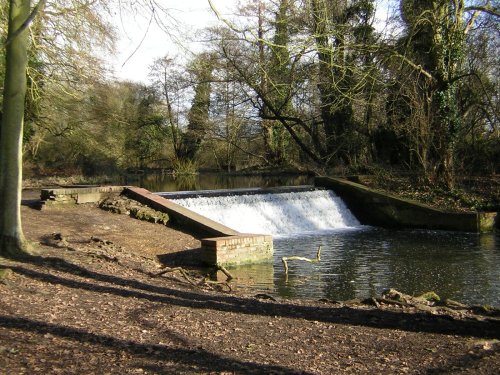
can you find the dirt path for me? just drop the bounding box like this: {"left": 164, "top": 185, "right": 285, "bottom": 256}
{"left": 0, "top": 190, "right": 498, "bottom": 374}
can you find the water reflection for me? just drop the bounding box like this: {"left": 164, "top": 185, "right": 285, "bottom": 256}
{"left": 214, "top": 263, "right": 275, "bottom": 293}
{"left": 130, "top": 172, "right": 313, "bottom": 193}
{"left": 267, "top": 229, "right": 499, "bottom": 306}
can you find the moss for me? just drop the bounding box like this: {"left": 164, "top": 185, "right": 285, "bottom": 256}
{"left": 418, "top": 291, "right": 441, "bottom": 303}
{"left": 0, "top": 235, "right": 34, "bottom": 259}
{"left": 482, "top": 304, "right": 492, "bottom": 312}
{"left": 0, "top": 268, "right": 13, "bottom": 281}
{"left": 129, "top": 207, "right": 169, "bottom": 225}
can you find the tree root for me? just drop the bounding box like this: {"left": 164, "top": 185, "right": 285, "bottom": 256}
{"left": 0, "top": 268, "right": 13, "bottom": 284}
{"left": 0, "top": 235, "right": 34, "bottom": 259}
{"left": 153, "top": 266, "right": 233, "bottom": 292}
{"left": 217, "top": 265, "right": 234, "bottom": 281}
{"left": 154, "top": 267, "right": 198, "bottom": 286}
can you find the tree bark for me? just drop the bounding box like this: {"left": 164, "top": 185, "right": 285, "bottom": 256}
{"left": 0, "top": 0, "right": 32, "bottom": 257}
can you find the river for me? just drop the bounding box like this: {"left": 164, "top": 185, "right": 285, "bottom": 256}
{"left": 133, "top": 172, "right": 500, "bottom": 306}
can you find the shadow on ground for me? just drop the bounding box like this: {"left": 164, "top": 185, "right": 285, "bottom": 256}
{"left": 2, "top": 256, "right": 499, "bottom": 340}
{"left": 0, "top": 314, "right": 308, "bottom": 374}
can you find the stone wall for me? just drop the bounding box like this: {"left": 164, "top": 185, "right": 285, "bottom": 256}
{"left": 201, "top": 235, "right": 273, "bottom": 266}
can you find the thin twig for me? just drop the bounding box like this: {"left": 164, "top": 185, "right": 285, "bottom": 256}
{"left": 199, "top": 278, "right": 233, "bottom": 292}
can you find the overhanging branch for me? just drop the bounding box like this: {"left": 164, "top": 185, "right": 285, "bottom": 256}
{"left": 464, "top": 5, "right": 500, "bottom": 18}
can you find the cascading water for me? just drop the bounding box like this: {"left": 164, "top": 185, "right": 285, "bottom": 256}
{"left": 170, "top": 190, "right": 361, "bottom": 236}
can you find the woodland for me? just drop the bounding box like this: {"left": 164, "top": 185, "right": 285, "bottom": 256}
{"left": 0, "top": 1, "right": 499, "bottom": 255}
{"left": 0, "top": 5, "right": 499, "bottom": 371}
{"left": 0, "top": 0, "right": 497, "bottom": 182}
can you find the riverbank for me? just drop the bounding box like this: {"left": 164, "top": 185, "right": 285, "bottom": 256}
{"left": 0, "top": 189, "right": 498, "bottom": 373}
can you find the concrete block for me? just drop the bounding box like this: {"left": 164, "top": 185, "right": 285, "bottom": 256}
{"left": 77, "top": 192, "right": 103, "bottom": 204}
{"left": 40, "top": 186, "right": 124, "bottom": 205}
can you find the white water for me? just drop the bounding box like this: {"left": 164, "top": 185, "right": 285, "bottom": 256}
{"left": 170, "top": 190, "right": 361, "bottom": 237}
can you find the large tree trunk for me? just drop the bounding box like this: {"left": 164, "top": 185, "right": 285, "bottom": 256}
{"left": 0, "top": 0, "right": 32, "bottom": 257}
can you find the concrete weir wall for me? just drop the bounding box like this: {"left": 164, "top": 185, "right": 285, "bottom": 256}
{"left": 315, "top": 176, "right": 497, "bottom": 233}
{"left": 158, "top": 185, "right": 318, "bottom": 200}
{"left": 124, "top": 187, "right": 239, "bottom": 238}
{"left": 123, "top": 187, "right": 273, "bottom": 266}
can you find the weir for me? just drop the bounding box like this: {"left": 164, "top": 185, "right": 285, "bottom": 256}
{"left": 167, "top": 188, "right": 361, "bottom": 237}
{"left": 38, "top": 177, "right": 497, "bottom": 270}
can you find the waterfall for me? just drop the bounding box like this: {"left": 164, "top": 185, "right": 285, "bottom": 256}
{"left": 170, "top": 190, "right": 361, "bottom": 237}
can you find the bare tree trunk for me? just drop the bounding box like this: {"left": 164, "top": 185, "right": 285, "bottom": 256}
{"left": 0, "top": 0, "right": 32, "bottom": 257}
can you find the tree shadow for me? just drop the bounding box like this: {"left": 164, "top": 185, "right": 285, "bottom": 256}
{"left": 157, "top": 248, "right": 206, "bottom": 267}
{"left": 2, "top": 256, "right": 499, "bottom": 340}
{"left": 20, "top": 198, "right": 43, "bottom": 210}
{"left": 425, "top": 343, "right": 499, "bottom": 374}
{"left": 0, "top": 315, "right": 308, "bottom": 374}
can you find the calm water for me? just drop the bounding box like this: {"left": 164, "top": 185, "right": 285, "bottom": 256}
{"left": 128, "top": 172, "right": 313, "bottom": 192}
{"left": 248, "top": 229, "right": 499, "bottom": 306}
{"left": 137, "top": 173, "right": 500, "bottom": 306}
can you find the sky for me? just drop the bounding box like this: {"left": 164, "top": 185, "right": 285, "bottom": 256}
{"left": 110, "top": 0, "right": 233, "bottom": 83}
{"left": 109, "top": 0, "right": 396, "bottom": 84}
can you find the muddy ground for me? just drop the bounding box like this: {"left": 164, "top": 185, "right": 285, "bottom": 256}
{"left": 0, "top": 189, "right": 499, "bottom": 374}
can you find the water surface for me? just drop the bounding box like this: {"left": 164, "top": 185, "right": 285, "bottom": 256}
{"left": 129, "top": 172, "right": 313, "bottom": 192}
{"left": 261, "top": 229, "right": 500, "bottom": 305}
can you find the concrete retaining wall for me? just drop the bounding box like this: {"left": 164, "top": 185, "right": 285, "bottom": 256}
{"left": 158, "top": 185, "right": 318, "bottom": 199}
{"left": 315, "top": 176, "right": 497, "bottom": 233}
{"left": 124, "top": 187, "right": 239, "bottom": 237}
